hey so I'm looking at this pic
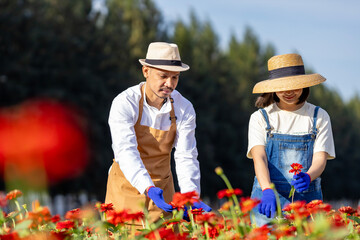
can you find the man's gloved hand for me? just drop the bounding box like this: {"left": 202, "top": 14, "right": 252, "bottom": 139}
{"left": 258, "top": 188, "right": 276, "bottom": 218}
{"left": 291, "top": 172, "right": 311, "bottom": 192}
{"left": 147, "top": 187, "right": 174, "bottom": 212}
{"left": 192, "top": 201, "right": 212, "bottom": 212}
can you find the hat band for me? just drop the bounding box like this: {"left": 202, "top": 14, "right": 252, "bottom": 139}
{"left": 145, "top": 59, "right": 182, "bottom": 66}
{"left": 269, "top": 65, "right": 305, "bottom": 79}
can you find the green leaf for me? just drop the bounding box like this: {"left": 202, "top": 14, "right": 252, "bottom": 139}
{"left": 348, "top": 215, "right": 360, "bottom": 224}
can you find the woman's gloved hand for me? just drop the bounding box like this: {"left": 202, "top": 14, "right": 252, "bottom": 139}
{"left": 192, "top": 201, "right": 212, "bottom": 212}
{"left": 291, "top": 172, "right": 311, "bottom": 192}
{"left": 258, "top": 188, "right": 276, "bottom": 218}
{"left": 147, "top": 187, "right": 174, "bottom": 212}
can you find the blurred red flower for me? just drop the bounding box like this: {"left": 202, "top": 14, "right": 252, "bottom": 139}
{"left": 6, "top": 190, "right": 23, "bottom": 200}
{"left": 217, "top": 188, "right": 243, "bottom": 199}
{"left": 106, "top": 209, "right": 130, "bottom": 226}
{"left": 27, "top": 206, "right": 52, "bottom": 228}
{"left": 145, "top": 227, "right": 188, "bottom": 240}
{"left": 65, "top": 208, "right": 82, "bottom": 221}
{"left": 0, "top": 232, "right": 21, "bottom": 240}
{"left": 240, "top": 197, "right": 260, "bottom": 213}
{"left": 99, "top": 203, "right": 114, "bottom": 213}
{"left": 338, "top": 206, "right": 357, "bottom": 215}
{"left": 0, "top": 99, "right": 89, "bottom": 185}
{"left": 171, "top": 191, "right": 199, "bottom": 208}
{"left": 56, "top": 220, "right": 75, "bottom": 230}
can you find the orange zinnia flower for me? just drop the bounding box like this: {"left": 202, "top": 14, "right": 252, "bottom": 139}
{"left": 65, "top": 208, "right": 82, "bottom": 221}
{"left": 240, "top": 197, "right": 260, "bottom": 213}
{"left": 6, "top": 190, "right": 23, "bottom": 200}
{"left": 289, "top": 163, "right": 303, "bottom": 175}
{"left": 27, "top": 206, "right": 52, "bottom": 228}
{"left": 217, "top": 188, "right": 243, "bottom": 199}
{"left": 171, "top": 191, "right": 199, "bottom": 208}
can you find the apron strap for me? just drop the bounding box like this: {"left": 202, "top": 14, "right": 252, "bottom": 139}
{"left": 136, "top": 84, "right": 145, "bottom": 126}
{"left": 311, "top": 106, "right": 320, "bottom": 136}
{"left": 169, "top": 97, "right": 177, "bottom": 124}
{"left": 260, "top": 108, "right": 272, "bottom": 134}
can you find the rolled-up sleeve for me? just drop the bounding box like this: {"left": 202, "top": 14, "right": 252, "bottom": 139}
{"left": 173, "top": 104, "right": 201, "bottom": 194}
{"left": 108, "top": 95, "right": 154, "bottom": 194}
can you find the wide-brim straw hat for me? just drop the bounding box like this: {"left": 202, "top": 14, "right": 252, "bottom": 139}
{"left": 253, "top": 53, "right": 326, "bottom": 93}
{"left": 139, "top": 42, "right": 190, "bottom": 72}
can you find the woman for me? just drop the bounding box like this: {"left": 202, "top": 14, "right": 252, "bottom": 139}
{"left": 247, "top": 53, "right": 335, "bottom": 226}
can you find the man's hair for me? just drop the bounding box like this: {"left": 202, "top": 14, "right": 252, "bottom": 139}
{"left": 255, "top": 87, "right": 310, "bottom": 108}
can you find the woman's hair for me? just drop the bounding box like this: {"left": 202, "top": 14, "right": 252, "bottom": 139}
{"left": 255, "top": 87, "right": 310, "bottom": 108}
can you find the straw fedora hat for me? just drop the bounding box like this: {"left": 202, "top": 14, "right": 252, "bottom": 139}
{"left": 253, "top": 53, "right": 326, "bottom": 93}
{"left": 139, "top": 42, "right": 190, "bottom": 72}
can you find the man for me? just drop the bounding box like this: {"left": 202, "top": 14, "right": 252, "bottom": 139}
{"left": 105, "top": 42, "right": 211, "bottom": 224}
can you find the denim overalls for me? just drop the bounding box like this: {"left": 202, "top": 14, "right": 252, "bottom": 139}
{"left": 250, "top": 106, "right": 323, "bottom": 226}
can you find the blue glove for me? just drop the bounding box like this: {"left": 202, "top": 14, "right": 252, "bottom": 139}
{"left": 291, "top": 172, "right": 311, "bottom": 192}
{"left": 258, "top": 188, "right": 276, "bottom": 218}
{"left": 192, "top": 201, "right": 212, "bottom": 212}
{"left": 147, "top": 187, "right": 174, "bottom": 212}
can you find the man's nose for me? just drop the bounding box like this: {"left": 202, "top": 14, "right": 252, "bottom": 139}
{"left": 164, "top": 78, "right": 173, "bottom": 88}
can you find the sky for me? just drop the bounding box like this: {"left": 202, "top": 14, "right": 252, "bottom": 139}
{"left": 151, "top": 0, "right": 360, "bottom": 102}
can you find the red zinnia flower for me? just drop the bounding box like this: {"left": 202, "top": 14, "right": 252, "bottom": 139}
{"left": 338, "top": 206, "right": 356, "bottom": 215}
{"left": 306, "top": 200, "right": 332, "bottom": 214}
{"left": 6, "top": 190, "right": 23, "bottom": 200}
{"left": 194, "top": 212, "right": 218, "bottom": 225}
{"left": 106, "top": 209, "right": 130, "bottom": 226}
{"left": 289, "top": 163, "right": 303, "bottom": 175}
{"left": 56, "top": 220, "right": 75, "bottom": 230}
{"left": 100, "top": 203, "right": 114, "bottom": 213}
{"left": 145, "top": 227, "right": 188, "bottom": 240}
{"left": 217, "top": 188, "right": 243, "bottom": 199}
{"left": 127, "top": 211, "right": 145, "bottom": 222}
{"left": 171, "top": 191, "right": 199, "bottom": 208}
{"left": 191, "top": 208, "right": 204, "bottom": 215}
{"left": 51, "top": 214, "right": 61, "bottom": 223}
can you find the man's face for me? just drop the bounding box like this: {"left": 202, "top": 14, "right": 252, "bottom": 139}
{"left": 142, "top": 66, "right": 180, "bottom": 99}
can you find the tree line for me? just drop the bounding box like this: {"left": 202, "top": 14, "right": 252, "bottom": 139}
{"left": 0, "top": 0, "right": 359, "bottom": 201}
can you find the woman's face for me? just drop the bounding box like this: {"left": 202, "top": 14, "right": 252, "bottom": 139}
{"left": 275, "top": 89, "right": 303, "bottom": 110}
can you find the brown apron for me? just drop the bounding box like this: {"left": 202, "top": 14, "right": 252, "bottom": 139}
{"left": 105, "top": 84, "right": 176, "bottom": 224}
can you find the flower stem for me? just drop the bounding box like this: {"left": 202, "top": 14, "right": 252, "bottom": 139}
{"left": 270, "top": 184, "right": 283, "bottom": 219}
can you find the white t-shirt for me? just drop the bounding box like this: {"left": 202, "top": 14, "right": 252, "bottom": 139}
{"left": 247, "top": 102, "right": 335, "bottom": 159}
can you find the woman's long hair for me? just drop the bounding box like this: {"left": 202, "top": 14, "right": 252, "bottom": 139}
{"left": 255, "top": 87, "right": 310, "bottom": 108}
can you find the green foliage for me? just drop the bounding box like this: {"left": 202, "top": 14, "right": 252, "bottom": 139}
{"left": 0, "top": 0, "right": 359, "bottom": 201}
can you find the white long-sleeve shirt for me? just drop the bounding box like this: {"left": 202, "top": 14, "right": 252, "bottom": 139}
{"left": 108, "top": 82, "right": 200, "bottom": 195}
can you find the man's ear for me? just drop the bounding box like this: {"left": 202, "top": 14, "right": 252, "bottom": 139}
{"left": 142, "top": 66, "right": 150, "bottom": 78}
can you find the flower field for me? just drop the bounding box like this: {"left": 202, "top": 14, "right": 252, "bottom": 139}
{"left": 0, "top": 168, "right": 359, "bottom": 239}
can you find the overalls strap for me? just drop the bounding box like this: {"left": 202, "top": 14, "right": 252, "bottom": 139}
{"left": 312, "top": 106, "right": 320, "bottom": 135}
{"left": 260, "top": 109, "right": 272, "bottom": 133}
